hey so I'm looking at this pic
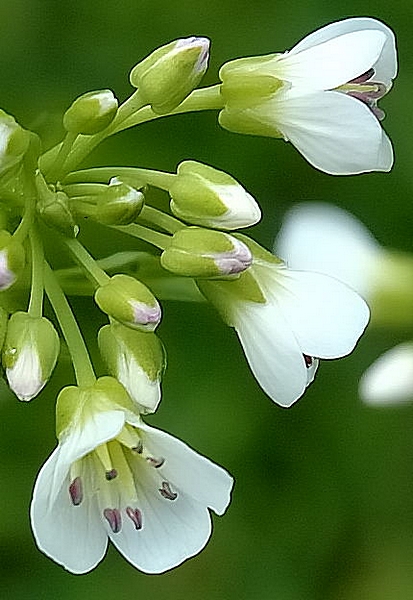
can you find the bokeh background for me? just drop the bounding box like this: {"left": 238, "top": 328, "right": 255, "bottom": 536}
{"left": 1, "top": 1, "right": 412, "bottom": 599}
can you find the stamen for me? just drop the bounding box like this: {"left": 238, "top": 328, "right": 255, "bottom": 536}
{"left": 105, "top": 468, "right": 118, "bottom": 481}
{"left": 159, "top": 481, "right": 177, "bottom": 500}
{"left": 132, "top": 440, "right": 143, "bottom": 454}
{"left": 303, "top": 354, "right": 313, "bottom": 368}
{"left": 349, "top": 68, "right": 375, "bottom": 84}
{"left": 126, "top": 506, "right": 143, "bottom": 530}
{"left": 146, "top": 456, "right": 165, "bottom": 468}
{"left": 68, "top": 477, "right": 83, "bottom": 506}
{"left": 103, "top": 508, "right": 122, "bottom": 533}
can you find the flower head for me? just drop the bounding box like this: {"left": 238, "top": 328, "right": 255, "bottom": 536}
{"left": 199, "top": 236, "right": 369, "bottom": 407}
{"left": 219, "top": 18, "right": 397, "bottom": 174}
{"left": 30, "top": 377, "right": 233, "bottom": 574}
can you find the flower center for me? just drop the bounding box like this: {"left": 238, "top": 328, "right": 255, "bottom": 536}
{"left": 67, "top": 425, "right": 178, "bottom": 535}
{"left": 337, "top": 68, "right": 388, "bottom": 121}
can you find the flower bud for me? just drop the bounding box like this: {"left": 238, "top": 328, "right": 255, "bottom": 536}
{"left": 0, "top": 230, "right": 26, "bottom": 291}
{"left": 38, "top": 190, "right": 78, "bottom": 237}
{"left": 63, "top": 90, "right": 118, "bottom": 135}
{"left": 169, "top": 161, "right": 261, "bottom": 230}
{"left": 94, "top": 274, "right": 161, "bottom": 331}
{"left": 2, "top": 312, "right": 60, "bottom": 401}
{"left": 0, "top": 110, "right": 31, "bottom": 175}
{"left": 161, "top": 227, "right": 252, "bottom": 278}
{"left": 98, "top": 322, "right": 165, "bottom": 414}
{"left": 95, "top": 177, "right": 144, "bottom": 225}
{"left": 129, "top": 36, "right": 210, "bottom": 114}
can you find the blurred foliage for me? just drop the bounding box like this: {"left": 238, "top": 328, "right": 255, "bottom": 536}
{"left": 1, "top": 1, "right": 413, "bottom": 599}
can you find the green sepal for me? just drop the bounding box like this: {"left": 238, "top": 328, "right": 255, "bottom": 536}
{"left": 129, "top": 37, "right": 210, "bottom": 114}
{"left": 95, "top": 179, "right": 144, "bottom": 225}
{"left": 63, "top": 89, "right": 118, "bottom": 135}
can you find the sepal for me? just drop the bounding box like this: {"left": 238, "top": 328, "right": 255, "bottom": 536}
{"left": 95, "top": 178, "right": 144, "bottom": 225}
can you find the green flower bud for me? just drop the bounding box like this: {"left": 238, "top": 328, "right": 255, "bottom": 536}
{"left": 95, "top": 274, "right": 161, "bottom": 331}
{"left": 95, "top": 177, "right": 144, "bottom": 225}
{"left": 56, "top": 376, "right": 135, "bottom": 439}
{"left": 63, "top": 89, "right": 118, "bottom": 135}
{"left": 2, "top": 312, "right": 60, "bottom": 401}
{"left": 129, "top": 36, "right": 210, "bottom": 114}
{"left": 169, "top": 161, "right": 261, "bottom": 230}
{"left": 0, "top": 230, "right": 26, "bottom": 291}
{"left": 0, "top": 110, "right": 31, "bottom": 175}
{"left": 161, "top": 227, "right": 252, "bottom": 278}
{"left": 98, "top": 322, "right": 165, "bottom": 414}
{"left": 38, "top": 190, "right": 78, "bottom": 237}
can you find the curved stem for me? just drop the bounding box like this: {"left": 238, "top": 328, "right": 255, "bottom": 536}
{"left": 64, "top": 166, "right": 176, "bottom": 190}
{"left": 44, "top": 262, "right": 96, "bottom": 387}
{"left": 113, "top": 223, "right": 172, "bottom": 250}
{"left": 137, "top": 205, "right": 185, "bottom": 233}
{"left": 45, "top": 131, "right": 78, "bottom": 182}
{"left": 64, "top": 237, "right": 110, "bottom": 287}
{"left": 28, "top": 224, "right": 44, "bottom": 318}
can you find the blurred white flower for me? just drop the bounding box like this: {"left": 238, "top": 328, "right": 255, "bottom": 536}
{"left": 359, "top": 343, "right": 413, "bottom": 405}
{"left": 219, "top": 17, "right": 397, "bottom": 174}
{"left": 31, "top": 379, "right": 233, "bottom": 574}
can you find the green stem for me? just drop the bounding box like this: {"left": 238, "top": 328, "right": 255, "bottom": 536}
{"left": 13, "top": 176, "right": 36, "bottom": 244}
{"left": 63, "top": 182, "right": 108, "bottom": 197}
{"left": 28, "top": 224, "right": 44, "bottom": 318}
{"left": 137, "top": 205, "right": 184, "bottom": 233}
{"left": 64, "top": 166, "right": 176, "bottom": 190}
{"left": 46, "top": 84, "right": 223, "bottom": 177}
{"left": 45, "top": 131, "right": 78, "bottom": 182}
{"left": 44, "top": 262, "right": 96, "bottom": 387}
{"left": 114, "top": 223, "right": 172, "bottom": 250}
{"left": 64, "top": 237, "right": 110, "bottom": 287}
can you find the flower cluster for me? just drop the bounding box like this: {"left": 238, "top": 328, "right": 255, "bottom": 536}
{"left": 0, "top": 17, "right": 397, "bottom": 574}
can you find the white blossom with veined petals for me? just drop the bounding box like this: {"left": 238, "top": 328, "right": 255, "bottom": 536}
{"left": 30, "top": 404, "right": 233, "bottom": 574}
{"left": 219, "top": 18, "right": 397, "bottom": 175}
{"left": 199, "top": 244, "right": 369, "bottom": 408}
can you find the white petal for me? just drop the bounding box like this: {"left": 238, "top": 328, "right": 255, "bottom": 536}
{"left": 275, "top": 202, "right": 381, "bottom": 298}
{"left": 137, "top": 422, "right": 233, "bottom": 515}
{"left": 277, "top": 29, "right": 386, "bottom": 90}
{"left": 359, "top": 343, "right": 413, "bottom": 405}
{"left": 30, "top": 451, "right": 108, "bottom": 574}
{"left": 50, "top": 410, "right": 126, "bottom": 505}
{"left": 109, "top": 464, "right": 214, "bottom": 574}
{"left": 273, "top": 89, "right": 393, "bottom": 174}
{"left": 232, "top": 301, "right": 309, "bottom": 407}
{"left": 117, "top": 354, "right": 161, "bottom": 414}
{"left": 289, "top": 18, "right": 397, "bottom": 87}
{"left": 6, "top": 345, "right": 44, "bottom": 401}
{"left": 257, "top": 267, "right": 370, "bottom": 358}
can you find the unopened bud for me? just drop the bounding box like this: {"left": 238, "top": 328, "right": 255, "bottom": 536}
{"left": 161, "top": 227, "right": 252, "bottom": 278}
{"left": 95, "top": 274, "right": 161, "bottom": 331}
{"left": 0, "top": 110, "right": 31, "bottom": 175}
{"left": 0, "top": 230, "right": 26, "bottom": 291}
{"left": 98, "top": 322, "right": 165, "bottom": 414}
{"left": 38, "top": 190, "right": 78, "bottom": 237}
{"left": 169, "top": 161, "right": 261, "bottom": 230}
{"left": 63, "top": 89, "right": 118, "bottom": 135}
{"left": 2, "top": 312, "right": 60, "bottom": 401}
{"left": 130, "top": 36, "right": 210, "bottom": 114}
{"left": 95, "top": 178, "right": 144, "bottom": 225}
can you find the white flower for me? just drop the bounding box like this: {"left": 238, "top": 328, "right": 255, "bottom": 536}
{"left": 199, "top": 239, "right": 369, "bottom": 407}
{"left": 30, "top": 379, "right": 233, "bottom": 574}
{"left": 359, "top": 343, "right": 413, "bottom": 405}
{"left": 219, "top": 18, "right": 397, "bottom": 175}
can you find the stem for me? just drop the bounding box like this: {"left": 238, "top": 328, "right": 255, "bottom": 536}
{"left": 45, "top": 84, "right": 223, "bottom": 177}
{"left": 64, "top": 237, "right": 110, "bottom": 287}
{"left": 114, "top": 223, "right": 171, "bottom": 250}
{"left": 64, "top": 166, "right": 176, "bottom": 190}
{"left": 44, "top": 262, "right": 96, "bottom": 387}
{"left": 63, "top": 182, "right": 108, "bottom": 197}
{"left": 28, "top": 225, "right": 44, "bottom": 318}
{"left": 45, "top": 131, "right": 78, "bottom": 182}
{"left": 138, "top": 205, "right": 185, "bottom": 233}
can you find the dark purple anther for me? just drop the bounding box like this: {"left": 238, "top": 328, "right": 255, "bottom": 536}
{"left": 105, "top": 469, "right": 118, "bottom": 481}
{"left": 159, "top": 481, "right": 177, "bottom": 501}
{"left": 349, "top": 68, "right": 375, "bottom": 84}
{"left": 126, "top": 506, "right": 143, "bottom": 530}
{"left": 147, "top": 456, "right": 165, "bottom": 469}
{"left": 132, "top": 440, "right": 143, "bottom": 454}
{"left": 69, "top": 477, "right": 83, "bottom": 506}
{"left": 303, "top": 354, "right": 313, "bottom": 368}
{"left": 103, "top": 508, "right": 122, "bottom": 533}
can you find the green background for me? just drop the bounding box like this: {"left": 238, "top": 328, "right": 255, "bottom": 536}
{"left": 1, "top": 1, "right": 412, "bottom": 599}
